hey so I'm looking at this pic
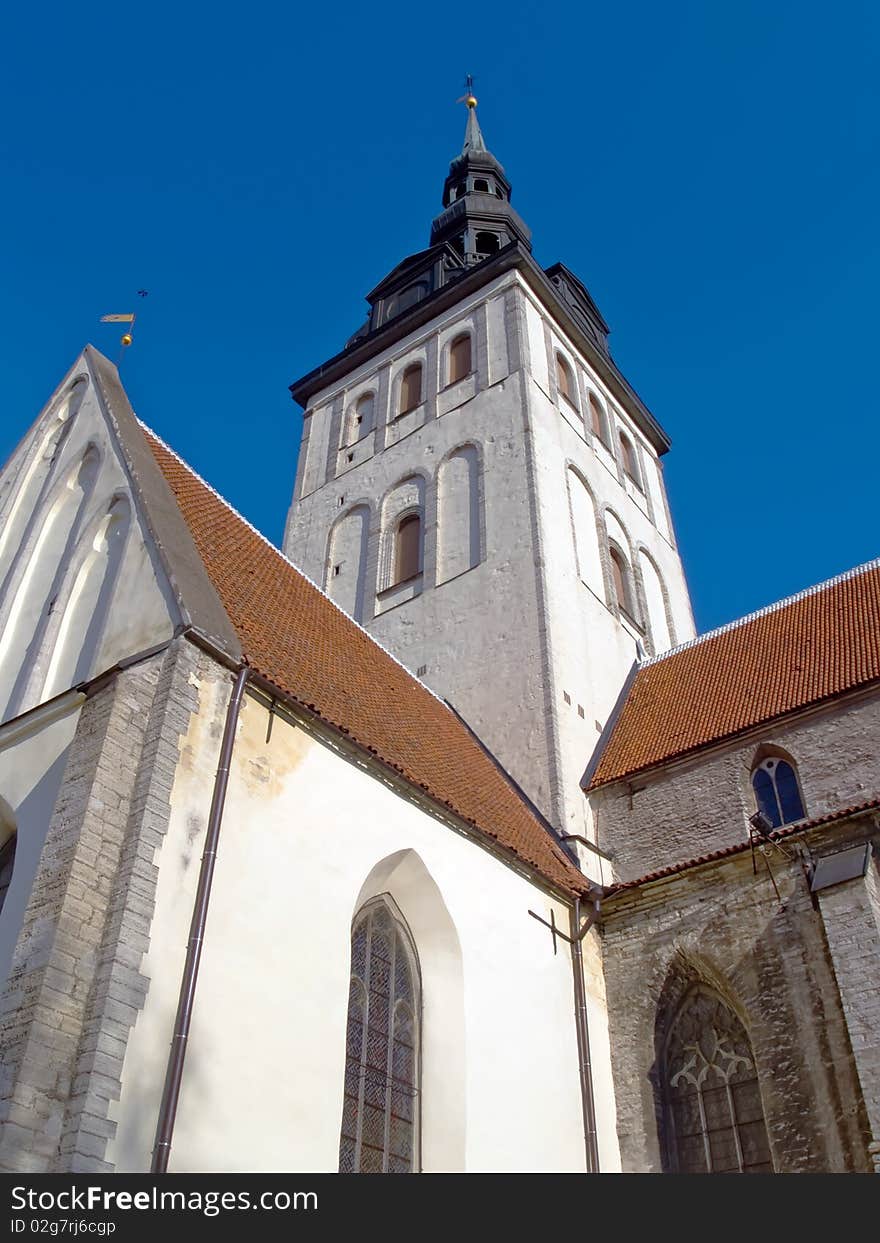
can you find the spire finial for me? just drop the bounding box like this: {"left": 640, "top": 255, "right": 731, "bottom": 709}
{"left": 457, "top": 75, "right": 486, "bottom": 154}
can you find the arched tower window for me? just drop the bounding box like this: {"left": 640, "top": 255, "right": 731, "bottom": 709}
{"left": 588, "top": 393, "right": 610, "bottom": 446}
{"left": 609, "top": 544, "right": 636, "bottom": 620}
{"left": 338, "top": 897, "right": 420, "bottom": 1174}
{"left": 347, "top": 393, "right": 375, "bottom": 444}
{"left": 399, "top": 364, "right": 423, "bottom": 417}
{"left": 393, "top": 514, "right": 421, "bottom": 585}
{"left": 474, "top": 231, "right": 500, "bottom": 257}
{"left": 661, "top": 986, "right": 773, "bottom": 1173}
{"left": 556, "top": 355, "right": 576, "bottom": 408}
{"left": 751, "top": 756, "right": 805, "bottom": 828}
{"left": 620, "top": 431, "right": 641, "bottom": 487}
{"left": 447, "top": 334, "right": 472, "bottom": 386}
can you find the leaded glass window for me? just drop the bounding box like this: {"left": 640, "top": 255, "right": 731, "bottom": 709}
{"left": 662, "top": 987, "right": 773, "bottom": 1173}
{"left": 752, "top": 757, "right": 805, "bottom": 828}
{"left": 339, "top": 898, "right": 420, "bottom": 1173}
{"left": 0, "top": 832, "right": 15, "bottom": 916}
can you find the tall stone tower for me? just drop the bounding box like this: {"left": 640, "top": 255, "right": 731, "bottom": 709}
{"left": 284, "top": 95, "right": 694, "bottom": 862}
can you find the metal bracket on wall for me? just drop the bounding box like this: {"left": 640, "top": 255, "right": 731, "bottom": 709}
{"left": 528, "top": 899, "right": 601, "bottom": 955}
{"left": 748, "top": 828, "right": 793, "bottom": 908}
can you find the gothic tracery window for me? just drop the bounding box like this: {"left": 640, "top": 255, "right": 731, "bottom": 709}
{"left": 661, "top": 987, "right": 773, "bottom": 1174}
{"left": 339, "top": 898, "right": 420, "bottom": 1174}
{"left": 751, "top": 756, "right": 805, "bottom": 829}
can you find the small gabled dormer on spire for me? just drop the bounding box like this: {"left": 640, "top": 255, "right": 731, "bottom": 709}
{"left": 430, "top": 79, "right": 531, "bottom": 264}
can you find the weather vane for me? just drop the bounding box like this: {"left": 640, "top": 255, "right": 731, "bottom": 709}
{"left": 99, "top": 290, "right": 149, "bottom": 366}
{"left": 457, "top": 74, "right": 478, "bottom": 109}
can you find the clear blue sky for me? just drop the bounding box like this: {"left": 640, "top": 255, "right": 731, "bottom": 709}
{"left": 2, "top": 1, "right": 878, "bottom": 633}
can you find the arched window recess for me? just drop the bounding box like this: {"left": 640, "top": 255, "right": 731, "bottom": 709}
{"left": 660, "top": 985, "right": 773, "bottom": 1173}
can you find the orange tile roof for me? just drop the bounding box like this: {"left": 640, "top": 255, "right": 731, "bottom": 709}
{"left": 589, "top": 560, "right": 880, "bottom": 788}
{"left": 141, "top": 428, "right": 586, "bottom": 897}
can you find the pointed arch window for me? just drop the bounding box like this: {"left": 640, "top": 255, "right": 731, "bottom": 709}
{"left": 661, "top": 986, "right": 773, "bottom": 1173}
{"left": 556, "top": 355, "right": 577, "bottom": 408}
{"left": 399, "top": 364, "right": 423, "bottom": 417}
{"left": 393, "top": 513, "right": 421, "bottom": 585}
{"left": 339, "top": 897, "right": 420, "bottom": 1174}
{"left": 447, "top": 334, "right": 472, "bottom": 386}
{"left": 751, "top": 756, "right": 805, "bottom": 828}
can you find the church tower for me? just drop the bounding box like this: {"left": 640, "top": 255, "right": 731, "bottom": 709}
{"left": 284, "top": 93, "right": 695, "bottom": 863}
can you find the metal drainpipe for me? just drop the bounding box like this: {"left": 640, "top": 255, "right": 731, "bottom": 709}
{"left": 570, "top": 895, "right": 601, "bottom": 1173}
{"left": 151, "top": 664, "right": 250, "bottom": 1174}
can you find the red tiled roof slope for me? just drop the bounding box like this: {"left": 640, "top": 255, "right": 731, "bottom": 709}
{"left": 590, "top": 561, "right": 880, "bottom": 788}
{"left": 143, "top": 430, "right": 585, "bottom": 896}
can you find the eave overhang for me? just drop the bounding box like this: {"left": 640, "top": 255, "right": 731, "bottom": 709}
{"left": 290, "top": 242, "right": 671, "bottom": 454}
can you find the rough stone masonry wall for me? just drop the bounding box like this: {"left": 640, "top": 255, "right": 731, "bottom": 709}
{"left": 817, "top": 854, "right": 880, "bottom": 1171}
{"left": 600, "top": 828, "right": 874, "bottom": 1173}
{"left": 592, "top": 691, "right": 880, "bottom": 883}
{"left": 0, "top": 638, "right": 207, "bottom": 1173}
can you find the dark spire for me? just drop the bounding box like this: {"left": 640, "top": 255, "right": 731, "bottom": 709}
{"left": 430, "top": 81, "right": 531, "bottom": 261}
{"left": 461, "top": 79, "right": 487, "bottom": 154}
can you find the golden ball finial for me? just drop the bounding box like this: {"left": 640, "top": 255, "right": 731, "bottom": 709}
{"left": 466, "top": 94, "right": 478, "bottom": 108}
{"left": 120, "top": 333, "right": 133, "bottom": 347}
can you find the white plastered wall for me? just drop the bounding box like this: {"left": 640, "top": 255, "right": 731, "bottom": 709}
{"left": 0, "top": 698, "right": 83, "bottom": 992}
{"left": 0, "top": 359, "right": 177, "bottom": 725}
{"left": 108, "top": 683, "right": 621, "bottom": 1173}
{"left": 520, "top": 280, "right": 695, "bottom": 850}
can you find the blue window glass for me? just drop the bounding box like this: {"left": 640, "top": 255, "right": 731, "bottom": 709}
{"left": 752, "top": 767, "right": 781, "bottom": 828}
{"left": 774, "top": 761, "right": 805, "bottom": 825}
{"left": 752, "top": 757, "right": 805, "bottom": 829}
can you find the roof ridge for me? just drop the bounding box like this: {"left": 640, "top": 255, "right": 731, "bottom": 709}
{"left": 641, "top": 555, "right": 880, "bottom": 669}
{"left": 135, "top": 418, "right": 451, "bottom": 709}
